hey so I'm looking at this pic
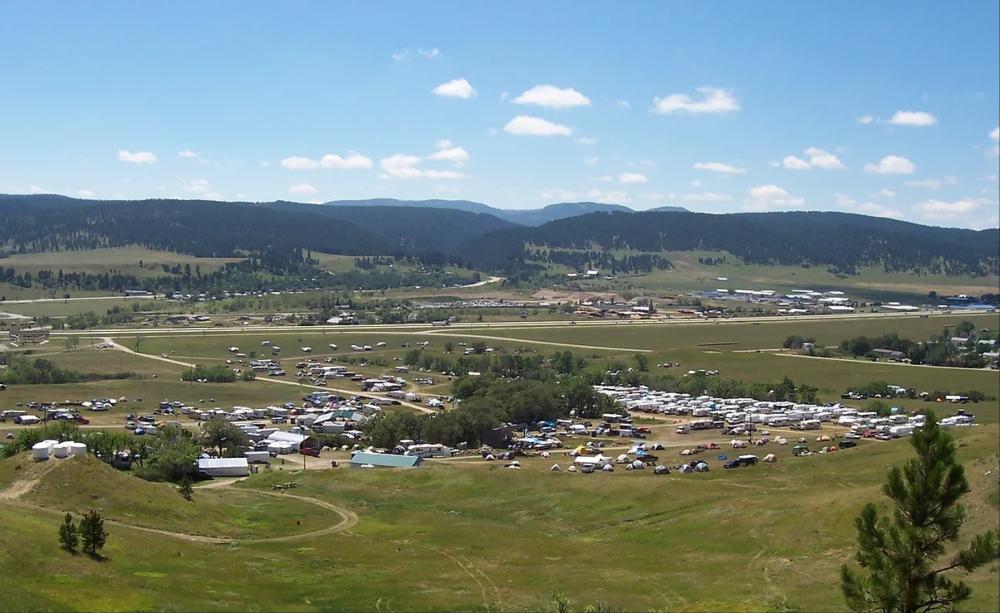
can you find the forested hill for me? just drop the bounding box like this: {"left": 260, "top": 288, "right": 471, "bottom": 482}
{"left": 266, "top": 201, "right": 518, "bottom": 246}
{"left": 1, "top": 196, "right": 996, "bottom": 278}
{"left": 464, "top": 210, "right": 1000, "bottom": 277}
{"left": 0, "top": 196, "right": 514, "bottom": 260}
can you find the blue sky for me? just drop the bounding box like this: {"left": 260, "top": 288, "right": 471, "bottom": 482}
{"left": 1, "top": 1, "right": 997, "bottom": 228}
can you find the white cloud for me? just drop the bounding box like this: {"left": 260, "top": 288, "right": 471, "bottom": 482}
{"left": 380, "top": 154, "right": 424, "bottom": 179}
{"left": 888, "top": 110, "right": 938, "bottom": 126}
{"left": 280, "top": 152, "right": 372, "bottom": 171}
{"left": 904, "top": 176, "right": 957, "bottom": 190}
{"left": 803, "top": 147, "right": 845, "bottom": 170}
{"left": 990, "top": 127, "right": 999, "bottom": 156}
{"left": 618, "top": 172, "right": 647, "bottom": 184}
{"left": 280, "top": 156, "right": 319, "bottom": 170}
{"left": 875, "top": 189, "right": 896, "bottom": 198}
{"left": 782, "top": 147, "right": 845, "bottom": 171}
{"left": 432, "top": 78, "right": 476, "bottom": 99}
{"left": 916, "top": 198, "right": 982, "bottom": 219}
{"left": 693, "top": 161, "right": 746, "bottom": 174}
{"left": 781, "top": 156, "right": 811, "bottom": 171}
{"left": 288, "top": 183, "right": 319, "bottom": 195}
{"left": 429, "top": 140, "right": 470, "bottom": 165}
{"left": 743, "top": 184, "right": 805, "bottom": 211}
{"left": 616, "top": 99, "right": 631, "bottom": 109}
{"left": 379, "top": 153, "right": 464, "bottom": 179}
{"left": 573, "top": 137, "right": 597, "bottom": 145}
{"left": 864, "top": 155, "right": 916, "bottom": 175}
{"left": 513, "top": 85, "right": 591, "bottom": 109}
{"left": 177, "top": 149, "right": 200, "bottom": 158}
{"left": 504, "top": 115, "right": 572, "bottom": 136}
{"left": 584, "top": 156, "right": 599, "bottom": 166}
{"left": 857, "top": 115, "right": 875, "bottom": 125}
{"left": 690, "top": 179, "right": 703, "bottom": 188}
{"left": 117, "top": 149, "right": 158, "bottom": 164}
{"left": 320, "top": 152, "right": 373, "bottom": 170}
{"left": 652, "top": 87, "right": 739, "bottom": 115}
{"left": 394, "top": 47, "right": 441, "bottom": 61}
{"left": 76, "top": 189, "right": 95, "bottom": 198}
{"left": 834, "top": 193, "right": 903, "bottom": 219}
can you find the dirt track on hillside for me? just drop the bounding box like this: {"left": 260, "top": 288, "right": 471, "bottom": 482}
{"left": 0, "top": 470, "right": 358, "bottom": 544}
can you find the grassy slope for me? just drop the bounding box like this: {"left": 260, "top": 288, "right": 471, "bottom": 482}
{"left": 9, "top": 454, "right": 332, "bottom": 539}
{"left": 0, "top": 425, "right": 996, "bottom": 612}
{"left": 539, "top": 249, "right": 1000, "bottom": 301}
{"left": 0, "top": 246, "right": 243, "bottom": 277}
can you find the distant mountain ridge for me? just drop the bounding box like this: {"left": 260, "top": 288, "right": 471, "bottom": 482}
{"left": 321, "top": 198, "right": 676, "bottom": 226}
{"left": 0, "top": 195, "right": 996, "bottom": 280}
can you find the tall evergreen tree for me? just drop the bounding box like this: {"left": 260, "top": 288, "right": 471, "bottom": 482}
{"left": 79, "top": 510, "right": 107, "bottom": 557}
{"left": 841, "top": 411, "right": 999, "bottom": 613}
{"left": 58, "top": 513, "right": 78, "bottom": 552}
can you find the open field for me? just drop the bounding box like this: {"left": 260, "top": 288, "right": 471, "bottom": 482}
{"left": 1, "top": 312, "right": 998, "bottom": 612}
{"left": 0, "top": 246, "right": 244, "bottom": 278}
{"left": 481, "top": 312, "right": 1000, "bottom": 351}
{"left": 0, "top": 423, "right": 997, "bottom": 612}
{"left": 549, "top": 250, "right": 1000, "bottom": 302}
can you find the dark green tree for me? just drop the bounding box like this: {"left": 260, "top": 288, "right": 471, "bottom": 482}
{"left": 841, "top": 412, "right": 1000, "bottom": 613}
{"left": 79, "top": 510, "right": 107, "bottom": 557}
{"left": 58, "top": 513, "right": 78, "bottom": 552}
{"left": 200, "top": 418, "right": 250, "bottom": 457}
{"left": 178, "top": 477, "right": 194, "bottom": 501}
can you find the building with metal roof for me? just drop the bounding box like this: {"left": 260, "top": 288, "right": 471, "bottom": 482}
{"left": 349, "top": 452, "right": 422, "bottom": 469}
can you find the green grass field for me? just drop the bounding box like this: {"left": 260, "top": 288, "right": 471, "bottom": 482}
{"left": 0, "top": 424, "right": 996, "bottom": 612}
{"left": 541, "top": 249, "right": 1000, "bottom": 302}
{"left": 0, "top": 246, "right": 243, "bottom": 278}
{"left": 483, "top": 313, "right": 999, "bottom": 352}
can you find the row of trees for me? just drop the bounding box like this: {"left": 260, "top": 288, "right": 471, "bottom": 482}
{"left": 838, "top": 322, "right": 997, "bottom": 368}
{"left": 58, "top": 511, "right": 107, "bottom": 557}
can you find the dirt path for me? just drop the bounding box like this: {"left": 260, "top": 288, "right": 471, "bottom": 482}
{"left": 0, "top": 471, "right": 358, "bottom": 545}
{"left": 420, "top": 331, "right": 652, "bottom": 353}
{"left": 101, "top": 337, "right": 435, "bottom": 414}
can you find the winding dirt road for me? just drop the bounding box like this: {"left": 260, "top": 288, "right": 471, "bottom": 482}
{"left": 0, "top": 471, "right": 358, "bottom": 545}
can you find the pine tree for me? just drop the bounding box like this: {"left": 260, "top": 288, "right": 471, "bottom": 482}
{"left": 79, "top": 510, "right": 107, "bottom": 557}
{"left": 178, "top": 477, "right": 194, "bottom": 501}
{"left": 841, "top": 411, "right": 999, "bottom": 613}
{"left": 58, "top": 513, "right": 78, "bottom": 552}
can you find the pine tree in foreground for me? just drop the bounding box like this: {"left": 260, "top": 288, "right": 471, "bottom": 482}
{"left": 841, "top": 411, "right": 999, "bottom": 613}
{"left": 58, "top": 513, "right": 78, "bottom": 552}
{"left": 79, "top": 510, "right": 107, "bottom": 557}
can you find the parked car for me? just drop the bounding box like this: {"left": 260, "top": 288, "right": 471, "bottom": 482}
{"left": 299, "top": 447, "right": 321, "bottom": 457}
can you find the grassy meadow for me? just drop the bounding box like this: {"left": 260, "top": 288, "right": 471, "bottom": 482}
{"left": 0, "top": 422, "right": 997, "bottom": 612}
